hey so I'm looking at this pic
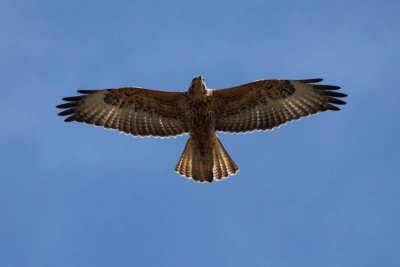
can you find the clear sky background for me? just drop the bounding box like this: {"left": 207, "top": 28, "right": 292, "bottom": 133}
{"left": 1, "top": 0, "right": 399, "bottom": 266}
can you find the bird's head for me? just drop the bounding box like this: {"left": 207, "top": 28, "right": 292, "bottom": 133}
{"left": 188, "top": 75, "right": 207, "bottom": 100}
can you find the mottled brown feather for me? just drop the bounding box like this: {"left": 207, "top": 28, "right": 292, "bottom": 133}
{"left": 57, "top": 87, "right": 188, "bottom": 137}
{"left": 213, "top": 79, "right": 346, "bottom": 133}
{"left": 58, "top": 77, "right": 346, "bottom": 183}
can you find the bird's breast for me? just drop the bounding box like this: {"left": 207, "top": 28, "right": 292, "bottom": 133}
{"left": 186, "top": 98, "right": 215, "bottom": 140}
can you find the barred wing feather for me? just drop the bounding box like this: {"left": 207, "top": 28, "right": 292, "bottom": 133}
{"left": 57, "top": 87, "right": 188, "bottom": 137}
{"left": 213, "top": 79, "right": 347, "bottom": 133}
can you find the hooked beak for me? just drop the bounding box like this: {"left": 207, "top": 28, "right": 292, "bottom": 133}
{"left": 193, "top": 75, "right": 203, "bottom": 83}
{"left": 191, "top": 75, "right": 204, "bottom": 86}
{"left": 189, "top": 75, "right": 206, "bottom": 95}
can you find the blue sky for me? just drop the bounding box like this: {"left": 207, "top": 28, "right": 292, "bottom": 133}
{"left": 1, "top": 0, "right": 399, "bottom": 266}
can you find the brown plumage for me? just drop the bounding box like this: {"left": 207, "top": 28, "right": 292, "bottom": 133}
{"left": 57, "top": 76, "right": 347, "bottom": 183}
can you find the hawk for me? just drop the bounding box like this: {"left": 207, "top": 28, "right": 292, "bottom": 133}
{"left": 57, "top": 76, "right": 346, "bottom": 183}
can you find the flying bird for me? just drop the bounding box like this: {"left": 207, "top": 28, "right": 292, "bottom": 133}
{"left": 57, "top": 76, "right": 346, "bottom": 183}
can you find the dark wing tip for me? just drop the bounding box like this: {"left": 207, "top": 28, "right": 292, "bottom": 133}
{"left": 58, "top": 92, "right": 89, "bottom": 119}
{"left": 315, "top": 85, "right": 341, "bottom": 90}
{"left": 326, "top": 104, "right": 341, "bottom": 111}
{"left": 64, "top": 115, "right": 76, "bottom": 122}
{"left": 303, "top": 80, "right": 348, "bottom": 111}
{"left": 301, "top": 78, "right": 323, "bottom": 83}
{"left": 56, "top": 102, "right": 77, "bottom": 109}
{"left": 62, "top": 96, "right": 83, "bottom": 102}
{"left": 327, "top": 97, "right": 347, "bottom": 105}
{"left": 58, "top": 108, "right": 75, "bottom": 116}
{"left": 77, "top": 89, "right": 97, "bottom": 94}
{"left": 323, "top": 91, "right": 347, "bottom": 98}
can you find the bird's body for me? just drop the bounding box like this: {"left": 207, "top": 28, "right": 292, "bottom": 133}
{"left": 186, "top": 87, "right": 217, "bottom": 181}
{"left": 186, "top": 77, "right": 215, "bottom": 152}
{"left": 178, "top": 77, "right": 238, "bottom": 182}
{"left": 57, "top": 76, "right": 346, "bottom": 183}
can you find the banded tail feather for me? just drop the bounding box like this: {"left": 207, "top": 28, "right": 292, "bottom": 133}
{"left": 175, "top": 137, "right": 238, "bottom": 182}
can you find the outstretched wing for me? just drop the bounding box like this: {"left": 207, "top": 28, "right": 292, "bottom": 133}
{"left": 213, "top": 79, "right": 347, "bottom": 133}
{"left": 57, "top": 87, "right": 188, "bottom": 137}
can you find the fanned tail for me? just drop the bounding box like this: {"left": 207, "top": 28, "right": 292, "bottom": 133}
{"left": 175, "top": 137, "right": 238, "bottom": 183}
{"left": 212, "top": 138, "right": 239, "bottom": 180}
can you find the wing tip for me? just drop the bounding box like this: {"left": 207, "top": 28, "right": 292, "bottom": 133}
{"left": 301, "top": 78, "right": 324, "bottom": 84}
{"left": 64, "top": 115, "right": 76, "bottom": 122}
{"left": 58, "top": 95, "right": 81, "bottom": 119}
{"left": 322, "top": 91, "right": 347, "bottom": 98}
{"left": 303, "top": 78, "right": 347, "bottom": 109}
{"left": 327, "top": 97, "right": 347, "bottom": 105}
{"left": 58, "top": 108, "right": 75, "bottom": 116}
{"left": 56, "top": 102, "right": 77, "bottom": 109}
{"left": 326, "top": 104, "right": 341, "bottom": 111}
{"left": 62, "top": 96, "right": 83, "bottom": 102}
{"left": 58, "top": 91, "right": 90, "bottom": 119}
{"left": 77, "top": 89, "right": 98, "bottom": 94}
{"left": 315, "top": 84, "right": 341, "bottom": 90}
